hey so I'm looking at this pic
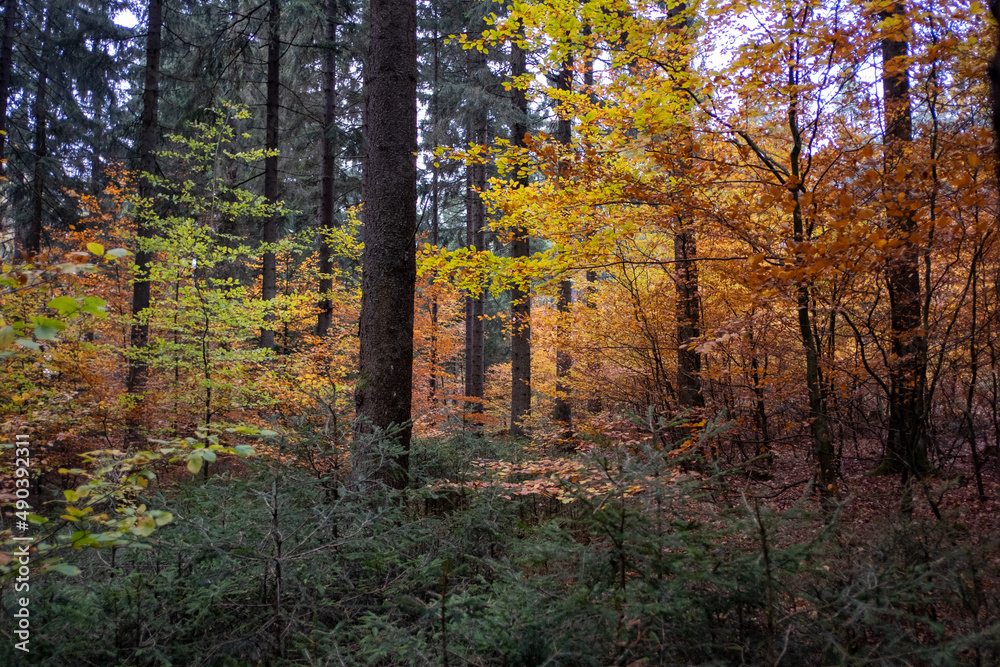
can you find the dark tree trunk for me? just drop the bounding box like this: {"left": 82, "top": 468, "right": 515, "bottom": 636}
{"left": 787, "top": 34, "right": 836, "bottom": 501}
{"left": 429, "top": 20, "right": 440, "bottom": 398}
{"left": 353, "top": 0, "right": 417, "bottom": 489}
{"left": 878, "top": 1, "right": 930, "bottom": 488}
{"left": 665, "top": 3, "right": 703, "bottom": 414}
{"left": 126, "top": 0, "right": 163, "bottom": 447}
{"left": 316, "top": 0, "right": 337, "bottom": 337}
{"left": 674, "top": 226, "right": 703, "bottom": 411}
{"left": 991, "top": 1, "right": 1000, "bottom": 172}
{"left": 509, "top": 34, "right": 531, "bottom": 437}
{"left": 464, "top": 40, "right": 487, "bottom": 425}
{"left": 582, "top": 24, "right": 602, "bottom": 415}
{"left": 464, "top": 154, "right": 486, "bottom": 420}
{"left": 260, "top": 0, "right": 281, "bottom": 349}
{"left": 552, "top": 55, "right": 573, "bottom": 431}
{"left": 24, "top": 10, "right": 51, "bottom": 256}
{"left": 0, "top": 0, "right": 16, "bottom": 192}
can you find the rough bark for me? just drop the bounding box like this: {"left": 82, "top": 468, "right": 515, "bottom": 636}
{"left": 878, "top": 1, "right": 930, "bottom": 484}
{"left": 24, "top": 10, "right": 51, "bottom": 256}
{"left": 674, "top": 226, "right": 704, "bottom": 411}
{"left": 464, "top": 39, "right": 487, "bottom": 425}
{"left": 991, "top": 1, "right": 1000, "bottom": 172}
{"left": 552, "top": 55, "right": 573, "bottom": 431}
{"left": 667, "top": 3, "right": 704, "bottom": 414}
{"left": 353, "top": 0, "right": 417, "bottom": 489}
{"left": 509, "top": 34, "right": 531, "bottom": 437}
{"left": 429, "top": 18, "right": 440, "bottom": 399}
{"left": 582, "top": 24, "right": 602, "bottom": 414}
{"left": 316, "top": 0, "right": 337, "bottom": 336}
{"left": 126, "top": 0, "right": 163, "bottom": 447}
{"left": 260, "top": 0, "right": 280, "bottom": 349}
{"left": 0, "top": 0, "right": 16, "bottom": 192}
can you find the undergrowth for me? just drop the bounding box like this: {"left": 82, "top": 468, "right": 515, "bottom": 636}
{"left": 1, "top": 428, "right": 998, "bottom": 666}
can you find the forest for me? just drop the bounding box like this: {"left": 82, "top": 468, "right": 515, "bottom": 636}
{"left": 1, "top": 0, "right": 999, "bottom": 664}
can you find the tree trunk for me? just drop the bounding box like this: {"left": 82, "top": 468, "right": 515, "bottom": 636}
{"left": 509, "top": 33, "right": 531, "bottom": 437}
{"left": 674, "top": 226, "right": 703, "bottom": 410}
{"left": 429, "top": 17, "right": 440, "bottom": 399}
{"left": 126, "top": 0, "right": 163, "bottom": 447}
{"left": 990, "top": 1, "right": 1000, "bottom": 173}
{"left": 552, "top": 55, "right": 573, "bottom": 432}
{"left": 667, "top": 3, "right": 704, "bottom": 414}
{"left": 316, "top": 0, "right": 337, "bottom": 337}
{"left": 24, "top": 10, "right": 51, "bottom": 256}
{"left": 260, "top": 0, "right": 280, "bottom": 349}
{"left": 582, "top": 24, "right": 602, "bottom": 415}
{"left": 353, "top": 0, "right": 417, "bottom": 489}
{"left": 878, "top": 1, "right": 930, "bottom": 486}
{"left": 464, "top": 40, "right": 487, "bottom": 426}
{"left": 0, "top": 0, "right": 16, "bottom": 195}
{"left": 787, "top": 33, "right": 837, "bottom": 501}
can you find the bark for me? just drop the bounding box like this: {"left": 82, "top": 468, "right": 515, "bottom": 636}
{"left": 353, "top": 0, "right": 417, "bottom": 489}
{"left": 788, "top": 37, "right": 836, "bottom": 500}
{"left": 24, "top": 10, "right": 51, "bottom": 256}
{"left": 509, "top": 34, "right": 531, "bottom": 437}
{"left": 582, "top": 24, "right": 602, "bottom": 414}
{"left": 666, "top": 3, "right": 704, "bottom": 414}
{"left": 674, "top": 226, "right": 703, "bottom": 410}
{"left": 0, "top": 0, "right": 15, "bottom": 189}
{"left": 878, "top": 1, "right": 931, "bottom": 483}
{"left": 429, "top": 21, "right": 440, "bottom": 399}
{"left": 260, "top": 0, "right": 280, "bottom": 349}
{"left": 126, "top": 0, "right": 163, "bottom": 447}
{"left": 991, "top": 1, "right": 1000, "bottom": 174}
{"left": 316, "top": 0, "right": 337, "bottom": 336}
{"left": 464, "top": 37, "right": 487, "bottom": 425}
{"left": 552, "top": 55, "right": 573, "bottom": 431}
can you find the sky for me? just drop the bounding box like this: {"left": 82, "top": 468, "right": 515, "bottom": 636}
{"left": 114, "top": 10, "right": 139, "bottom": 29}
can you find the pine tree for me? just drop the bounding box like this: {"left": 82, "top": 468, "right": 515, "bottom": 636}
{"left": 353, "top": 0, "right": 418, "bottom": 488}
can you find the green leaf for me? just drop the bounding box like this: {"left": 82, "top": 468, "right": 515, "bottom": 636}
{"left": 47, "top": 296, "right": 80, "bottom": 316}
{"left": 105, "top": 248, "right": 129, "bottom": 258}
{"left": 187, "top": 456, "right": 203, "bottom": 475}
{"left": 133, "top": 516, "right": 156, "bottom": 537}
{"left": 64, "top": 489, "right": 78, "bottom": 502}
{"left": 233, "top": 444, "right": 255, "bottom": 456}
{"left": 33, "top": 318, "right": 67, "bottom": 341}
{"left": 80, "top": 297, "right": 108, "bottom": 319}
{"left": 86, "top": 242, "right": 105, "bottom": 256}
{"left": 34, "top": 326, "right": 59, "bottom": 341}
{"left": 201, "top": 449, "right": 217, "bottom": 463}
{"left": 258, "top": 430, "right": 278, "bottom": 437}
{"left": 16, "top": 339, "right": 40, "bottom": 351}
{"left": 0, "top": 325, "right": 15, "bottom": 349}
{"left": 48, "top": 563, "right": 82, "bottom": 576}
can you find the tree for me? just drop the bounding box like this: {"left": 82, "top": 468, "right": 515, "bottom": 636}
{"left": 126, "top": 0, "right": 163, "bottom": 447}
{"left": 260, "top": 0, "right": 281, "bottom": 350}
{"left": 0, "top": 0, "right": 15, "bottom": 200}
{"left": 509, "top": 28, "right": 531, "bottom": 437}
{"left": 464, "top": 31, "right": 488, "bottom": 427}
{"left": 316, "top": 0, "right": 339, "bottom": 336}
{"left": 353, "top": 0, "right": 418, "bottom": 488}
{"left": 551, "top": 51, "right": 573, "bottom": 432}
{"left": 23, "top": 8, "right": 51, "bottom": 255}
{"left": 878, "top": 0, "right": 931, "bottom": 492}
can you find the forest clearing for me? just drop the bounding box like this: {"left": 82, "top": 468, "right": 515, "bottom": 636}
{"left": 1, "top": 0, "right": 1000, "bottom": 664}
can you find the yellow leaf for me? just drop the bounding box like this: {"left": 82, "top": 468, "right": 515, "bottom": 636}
{"left": 86, "top": 242, "right": 105, "bottom": 256}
